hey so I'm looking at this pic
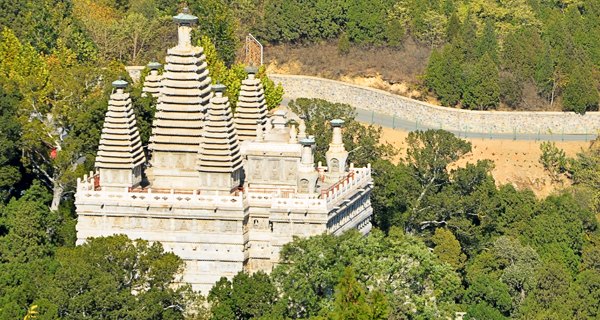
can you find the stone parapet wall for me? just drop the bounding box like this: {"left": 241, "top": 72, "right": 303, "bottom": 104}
{"left": 270, "top": 74, "right": 600, "bottom": 135}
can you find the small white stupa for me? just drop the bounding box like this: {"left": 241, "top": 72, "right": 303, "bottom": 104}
{"left": 95, "top": 79, "right": 145, "bottom": 191}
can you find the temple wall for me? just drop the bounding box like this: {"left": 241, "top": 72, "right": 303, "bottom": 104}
{"left": 76, "top": 171, "right": 373, "bottom": 293}
{"left": 270, "top": 74, "right": 600, "bottom": 135}
{"left": 146, "top": 151, "right": 202, "bottom": 190}
{"left": 328, "top": 189, "right": 373, "bottom": 236}
{"left": 245, "top": 156, "right": 299, "bottom": 187}
{"left": 76, "top": 190, "right": 246, "bottom": 294}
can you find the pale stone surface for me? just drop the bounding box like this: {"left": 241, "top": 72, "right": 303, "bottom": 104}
{"left": 271, "top": 74, "right": 600, "bottom": 135}
{"left": 197, "top": 86, "right": 243, "bottom": 193}
{"left": 142, "top": 62, "right": 162, "bottom": 98}
{"left": 148, "top": 17, "right": 212, "bottom": 190}
{"left": 125, "top": 66, "right": 145, "bottom": 83}
{"left": 326, "top": 119, "right": 349, "bottom": 181}
{"left": 96, "top": 84, "right": 145, "bottom": 191}
{"left": 234, "top": 68, "right": 268, "bottom": 142}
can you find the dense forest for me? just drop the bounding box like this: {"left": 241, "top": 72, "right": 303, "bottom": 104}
{"left": 248, "top": 0, "right": 600, "bottom": 113}
{"left": 0, "top": 0, "right": 599, "bottom": 319}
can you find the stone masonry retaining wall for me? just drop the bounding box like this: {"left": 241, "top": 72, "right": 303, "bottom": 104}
{"left": 270, "top": 74, "right": 600, "bottom": 135}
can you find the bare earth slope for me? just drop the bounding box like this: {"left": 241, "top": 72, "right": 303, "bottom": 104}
{"left": 377, "top": 126, "right": 591, "bottom": 198}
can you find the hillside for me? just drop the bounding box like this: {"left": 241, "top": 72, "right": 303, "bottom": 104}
{"left": 377, "top": 126, "right": 591, "bottom": 197}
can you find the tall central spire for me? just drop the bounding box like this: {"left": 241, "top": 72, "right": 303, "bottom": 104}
{"left": 173, "top": 7, "right": 197, "bottom": 48}
{"left": 147, "top": 7, "right": 212, "bottom": 189}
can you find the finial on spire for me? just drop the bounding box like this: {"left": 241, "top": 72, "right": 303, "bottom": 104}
{"left": 174, "top": 6, "right": 197, "bottom": 47}
{"left": 112, "top": 79, "right": 128, "bottom": 89}
{"left": 173, "top": 7, "right": 198, "bottom": 25}
{"left": 245, "top": 65, "right": 258, "bottom": 75}
{"left": 148, "top": 61, "right": 162, "bottom": 70}
{"left": 330, "top": 119, "right": 344, "bottom": 127}
{"left": 212, "top": 83, "right": 226, "bottom": 93}
{"left": 300, "top": 137, "right": 315, "bottom": 146}
{"left": 298, "top": 116, "right": 307, "bottom": 140}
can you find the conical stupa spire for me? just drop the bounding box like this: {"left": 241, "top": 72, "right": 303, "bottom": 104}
{"left": 96, "top": 80, "right": 145, "bottom": 170}
{"left": 147, "top": 7, "right": 212, "bottom": 189}
{"left": 233, "top": 66, "right": 267, "bottom": 142}
{"left": 197, "top": 84, "right": 242, "bottom": 173}
{"left": 95, "top": 80, "right": 145, "bottom": 190}
{"left": 142, "top": 62, "right": 162, "bottom": 98}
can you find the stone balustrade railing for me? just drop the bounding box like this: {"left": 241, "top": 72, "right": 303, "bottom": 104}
{"left": 79, "top": 167, "right": 371, "bottom": 212}
{"left": 77, "top": 173, "right": 244, "bottom": 209}
{"left": 270, "top": 74, "right": 600, "bottom": 135}
{"left": 270, "top": 197, "right": 328, "bottom": 211}
{"left": 324, "top": 167, "right": 372, "bottom": 207}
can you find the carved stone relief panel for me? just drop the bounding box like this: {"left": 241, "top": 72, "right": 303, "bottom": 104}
{"left": 285, "top": 160, "right": 297, "bottom": 181}
{"left": 252, "top": 159, "right": 262, "bottom": 180}
{"left": 298, "top": 179, "right": 309, "bottom": 193}
{"left": 331, "top": 158, "right": 339, "bottom": 172}
{"left": 269, "top": 159, "right": 280, "bottom": 180}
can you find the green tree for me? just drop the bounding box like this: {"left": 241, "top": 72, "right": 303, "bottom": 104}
{"left": 562, "top": 65, "right": 599, "bottom": 114}
{"left": 404, "top": 129, "right": 471, "bottom": 228}
{"left": 499, "top": 72, "right": 523, "bottom": 109}
{"left": 370, "top": 159, "right": 414, "bottom": 232}
{"left": 288, "top": 98, "right": 395, "bottom": 166}
{"left": 477, "top": 20, "right": 498, "bottom": 62}
{"left": 424, "top": 45, "right": 463, "bottom": 106}
{"left": 569, "top": 270, "right": 600, "bottom": 318}
{"left": 0, "top": 182, "right": 61, "bottom": 318}
{"left": 539, "top": 141, "right": 568, "bottom": 182}
{"left": 455, "top": 13, "right": 478, "bottom": 61}
{"left": 462, "top": 53, "right": 500, "bottom": 110}
{"left": 522, "top": 194, "right": 595, "bottom": 274}
{"left": 208, "top": 271, "right": 279, "bottom": 320}
{"left": 0, "top": 181, "right": 61, "bottom": 263}
{"left": 330, "top": 267, "right": 372, "bottom": 320}
{"left": 568, "top": 141, "right": 600, "bottom": 214}
{"left": 432, "top": 228, "right": 466, "bottom": 270}
{"left": 346, "top": 0, "right": 394, "bottom": 45}
{"left": 465, "top": 275, "right": 513, "bottom": 315}
{"left": 502, "top": 27, "right": 543, "bottom": 81}
{"left": 0, "top": 0, "right": 75, "bottom": 55}
{"left": 257, "top": 65, "right": 284, "bottom": 110}
{"left": 0, "top": 85, "right": 22, "bottom": 202}
{"left": 272, "top": 228, "right": 460, "bottom": 319}
{"left": 337, "top": 32, "right": 351, "bottom": 55}
{"left": 465, "top": 303, "right": 508, "bottom": 320}
{"left": 45, "top": 235, "right": 193, "bottom": 319}
{"left": 415, "top": 10, "right": 448, "bottom": 47}
{"left": 446, "top": 12, "right": 460, "bottom": 41}
{"left": 190, "top": 0, "right": 239, "bottom": 66}
{"left": 384, "top": 18, "right": 405, "bottom": 47}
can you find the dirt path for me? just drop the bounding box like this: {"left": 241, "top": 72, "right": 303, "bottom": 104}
{"left": 376, "top": 126, "right": 591, "bottom": 198}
